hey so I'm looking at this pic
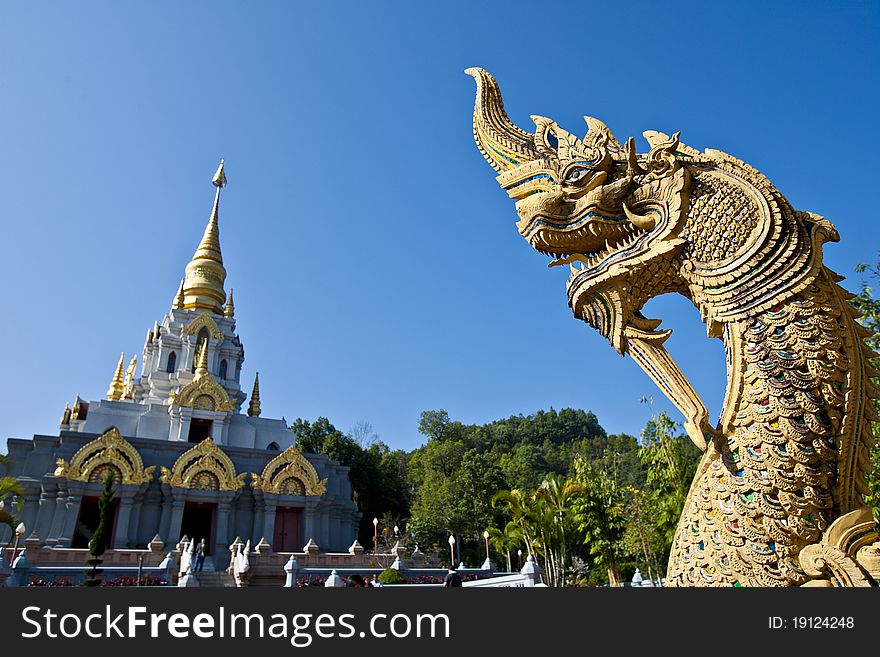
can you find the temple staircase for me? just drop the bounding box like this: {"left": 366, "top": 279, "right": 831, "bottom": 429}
{"left": 192, "top": 557, "right": 236, "bottom": 587}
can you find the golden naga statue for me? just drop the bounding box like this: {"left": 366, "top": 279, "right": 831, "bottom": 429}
{"left": 466, "top": 68, "right": 880, "bottom": 587}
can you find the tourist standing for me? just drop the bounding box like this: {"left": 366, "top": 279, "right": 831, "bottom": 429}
{"left": 195, "top": 538, "right": 206, "bottom": 571}
{"left": 443, "top": 567, "right": 462, "bottom": 587}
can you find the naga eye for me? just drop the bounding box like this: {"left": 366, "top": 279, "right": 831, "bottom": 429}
{"left": 564, "top": 167, "right": 588, "bottom": 183}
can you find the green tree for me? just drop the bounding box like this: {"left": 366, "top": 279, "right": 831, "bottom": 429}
{"left": 487, "top": 521, "right": 523, "bottom": 572}
{"left": 498, "top": 443, "right": 548, "bottom": 491}
{"left": 621, "top": 487, "right": 666, "bottom": 586}
{"left": 854, "top": 253, "right": 880, "bottom": 522}
{"left": 408, "top": 442, "right": 504, "bottom": 557}
{"left": 292, "top": 417, "right": 411, "bottom": 546}
{"left": 535, "top": 474, "right": 583, "bottom": 586}
{"left": 83, "top": 473, "right": 115, "bottom": 587}
{"left": 492, "top": 476, "right": 583, "bottom": 587}
{"left": 377, "top": 567, "right": 406, "bottom": 585}
{"left": 491, "top": 488, "right": 536, "bottom": 560}
{"left": 638, "top": 411, "right": 701, "bottom": 554}
{"left": 291, "top": 417, "right": 347, "bottom": 455}
{"left": 571, "top": 458, "right": 626, "bottom": 586}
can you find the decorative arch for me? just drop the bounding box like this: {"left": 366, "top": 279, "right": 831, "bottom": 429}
{"left": 251, "top": 446, "right": 327, "bottom": 496}
{"left": 170, "top": 373, "right": 234, "bottom": 412}
{"left": 159, "top": 437, "right": 246, "bottom": 491}
{"left": 54, "top": 427, "right": 155, "bottom": 485}
{"left": 184, "top": 312, "right": 224, "bottom": 340}
{"left": 166, "top": 351, "right": 177, "bottom": 373}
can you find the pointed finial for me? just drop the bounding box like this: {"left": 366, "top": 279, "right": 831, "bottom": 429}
{"left": 224, "top": 288, "right": 235, "bottom": 318}
{"left": 107, "top": 352, "right": 126, "bottom": 401}
{"left": 173, "top": 278, "right": 185, "bottom": 309}
{"left": 182, "top": 162, "right": 228, "bottom": 314}
{"left": 212, "top": 159, "right": 227, "bottom": 188}
{"left": 195, "top": 341, "right": 209, "bottom": 377}
{"left": 122, "top": 355, "right": 138, "bottom": 399}
{"left": 71, "top": 395, "right": 82, "bottom": 420}
{"left": 247, "top": 372, "right": 261, "bottom": 417}
{"left": 60, "top": 404, "right": 71, "bottom": 426}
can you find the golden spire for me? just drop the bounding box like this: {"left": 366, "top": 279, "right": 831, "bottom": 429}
{"left": 122, "top": 355, "right": 138, "bottom": 399}
{"left": 224, "top": 288, "right": 235, "bottom": 318}
{"left": 247, "top": 372, "right": 261, "bottom": 417}
{"left": 182, "top": 161, "right": 228, "bottom": 314}
{"left": 194, "top": 340, "right": 210, "bottom": 377}
{"left": 60, "top": 404, "right": 71, "bottom": 425}
{"left": 107, "top": 352, "right": 126, "bottom": 401}
{"left": 173, "top": 278, "right": 185, "bottom": 309}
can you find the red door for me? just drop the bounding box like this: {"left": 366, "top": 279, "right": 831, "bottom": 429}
{"left": 273, "top": 507, "right": 302, "bottom": 552}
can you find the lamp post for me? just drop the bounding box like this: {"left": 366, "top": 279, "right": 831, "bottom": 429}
{"left": 372, "top": 517, "right": 378, "bottom": 554}
{"left": 448, "top": 534, "right": 455, "bottom": 568}
{"left": 517, "top": 548, "right": 522, "bottom": 569}
{"left": 483, "top": 530, "right": 490, "bottom": 561}
{"left": 11, "top": 522, "right": 26, "bottom": 563}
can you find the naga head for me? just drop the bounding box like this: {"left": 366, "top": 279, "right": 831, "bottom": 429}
{"left": 466, "top": 68, "right": 692, "bottom": 353}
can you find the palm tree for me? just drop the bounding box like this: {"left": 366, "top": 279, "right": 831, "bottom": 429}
{"left": 487, "top": 522, "right": 523, "bottom": 572}
{"left": 534, "top": 473, "right": 582, "bottom": 586}
{"left": 491, "top": 489, "right": 536, "bottom": 557}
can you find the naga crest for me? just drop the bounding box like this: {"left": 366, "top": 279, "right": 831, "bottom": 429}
{"left": 467, "top": 67, "right": 839, "bottom": 352}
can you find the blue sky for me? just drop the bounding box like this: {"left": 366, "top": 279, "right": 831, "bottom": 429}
{"left": 1, "top": 1, "right": 878, "bottom": 452}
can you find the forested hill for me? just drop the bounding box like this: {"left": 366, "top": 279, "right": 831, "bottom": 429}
{"left": 291, "top": 407, "right": 643, "bottom": 551}
{"left": 415, "top": 408, "right": 638, "bottom": 490}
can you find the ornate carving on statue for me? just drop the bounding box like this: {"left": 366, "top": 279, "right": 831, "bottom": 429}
{"left": 228, "top": 538, "right": 252, "bottom": 587}
{"left": 53, "top": 426, "right": 155, "bottom": 485}
{"left": 184, "top": 312, "right": 224, "bottom": 340}
{"left": 467, "top": 68, "right": 879, "bottom": 587}
{"left": 251, "top": 446, "right": 327, "bottom": 497}
{"left": 159, "top": 437, "right": 246, "bottom": 491}
{"left": 801, "top": 507, "right": 879, "bottom": 587}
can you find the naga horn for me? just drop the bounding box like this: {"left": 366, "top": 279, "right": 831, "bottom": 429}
{"left": 583, "top": 116, "right": 625, "bottom": 160}
{"left": 623, "top": 202, "right": 658, "bottom": 230}
{"left": 465, "top": 67, "right": 540, "bottom": 173}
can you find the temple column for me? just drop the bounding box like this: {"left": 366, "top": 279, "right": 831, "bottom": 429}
{"left": 215, "top": 498, "right": 230, "bottom": 548}
{"left": 251, "top": 490, "right": 265, "bottom": 544}
{"left": 158, "top": 484, "right": 173, "bottom": 541}
{"left": 57, "top": 482, "right": 85, "bottom": 547}
{"left": 168, "top": 406, "right": 192, "bottom": 442}
{"left": 113, "top": 487, "right": 136, "bottom": 548}
{"left": 261, "top": 497, "right": 277, "bottom": 548}
{"left": 317, "top": 502, "right": 329, "bottom": 547}
{"left": 215, "top": 493, "right": 235, "bottom": 569}
{"left": 18, "top": 485, "right": 42, "bottom": 541}
{"left": 129, "top": 489, "right": 145, "bottom": 546}
{"left": 167, "top": 494, "right": 187, "bottom": 545}
{"left": 34, "top": 480, "right": 58, "bottom": 541}
{"left": 302, "top": 500, "right": 318, "bottom": 545}
{"left": 44, "top": 486, "right": 69, "bottom": 546}
{"left": 211, "top": 413, "right": 230, "bottom": 446}
{"left": 329, "top": 509, "right": 342, "bottom": 551}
